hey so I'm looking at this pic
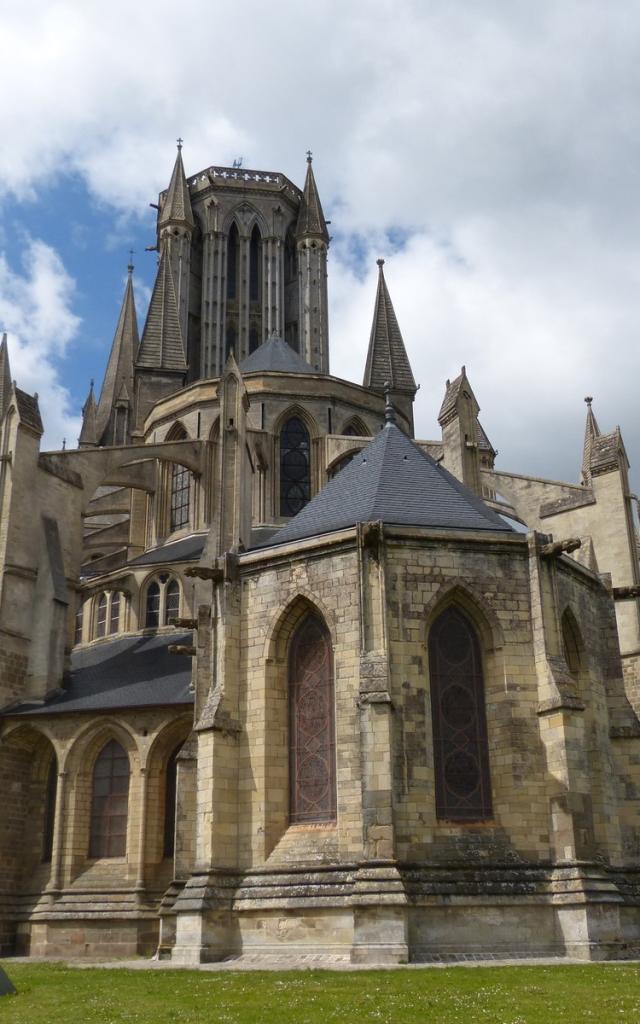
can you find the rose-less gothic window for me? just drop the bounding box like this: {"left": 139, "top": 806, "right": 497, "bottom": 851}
{"left": 170, "top": 462, "right": 191, "bottom": 531}
{"left": 280, "top": 416, "right": 311, "bottom": 517}
{"left": 89, "top": 740, "right": 130, "bottom": 858}
{"left": 428, "top": 606, "right": 492, "bottom": 821}
{"left": 289, "top": 614, "right": 336, "bottom": 824}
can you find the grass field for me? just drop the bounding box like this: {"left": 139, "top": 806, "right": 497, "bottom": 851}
{"left": 2, "top": 961, "right": 640, "bottom": 1023}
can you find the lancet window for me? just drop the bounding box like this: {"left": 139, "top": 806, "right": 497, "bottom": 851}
{"left": 428, "top": 606, "right": 492, "bottom": 821}
{"left": 42, "top": 756, "right": 57, "bottom": 863}
{"left": 288, "top": 614, "right": 336, "bottom": 824}
{"left": 89, "top": 740, "right": 130, "bottom": 858}
{"left": 280, "top": 416, "right": 311, "bottom": 517}
{"left": 144, "top": 576, "right": 181, "bottom": 628}
{"left": 163, "top": 742, "right": 183, "bottom": 858}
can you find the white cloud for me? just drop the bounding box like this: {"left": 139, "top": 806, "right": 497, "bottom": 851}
{"left": 0, "top": 239, "right": 82, "bottom": 448}
{"left": 1, "top": 1, "right": 640, "bottom": 482}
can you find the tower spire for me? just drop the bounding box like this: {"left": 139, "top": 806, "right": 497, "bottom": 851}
{"left": 296, "top": 152, "right": 329, "bottom": 243}
{"left": 158, "top": 139, "right": 194, "bottom": 230}
{"left": 0, "top": 333, "right": 13, "bottom": 421}
{"left": 137, "top": 249, "right": 186, "bottom": 373}
{"left": 582, "top": 395, "right": 601, "bottom": 485}
{"left": 94, "top": 265, "right": 139, "bottom": 445}
{"left": 295, "top": 153, "right": 330, "bottom": 373}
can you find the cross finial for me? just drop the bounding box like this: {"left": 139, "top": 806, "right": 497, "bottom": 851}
{"left": 383, "top": 381, "right": 396, "bottom": 425}
{"left": 377, "top": 258, "right": 385, "bottom": 269}
{"left": 62, "top": 438, "right": 66, "bottom": 451}
{"left": 128, "top": 249, "right": 135, "bottom": 274}
{"left": 585, "top": 396, "right": 593, "bottom": 406}
{"left": 306, "top": 149, "right": 313, "bottom": 163}
{"left": 176, "top": 137, "right": 183, "bottom": 151}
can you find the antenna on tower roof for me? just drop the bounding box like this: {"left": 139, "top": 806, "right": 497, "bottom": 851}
{"left": 232, "top": 157, "right": 243, "bottom": 169}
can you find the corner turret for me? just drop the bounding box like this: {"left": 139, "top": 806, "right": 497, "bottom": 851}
{"left": 296, "top": 153, "right": 329, "bottom": 373}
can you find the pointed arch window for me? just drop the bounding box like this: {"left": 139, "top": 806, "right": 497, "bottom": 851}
{"left": 280, "top": 416, "right": 311, "bottom": 517}
{"left": 74, "top": 601, "right": 84, "bottom": 646}
{"left": 163, "top": 742, "right": 183, "bottom": 858}
{"left": 562, "top": 610, "right": 583, "bottom": 680}
{"left": 170, "top": 462, "right": 191, "bottom": 531}
{"left": 249, "top": 225, "right": 261, "bottom": 302}
{"left": 166, "top": 579, "right": 180, "bottom": 624}
{"left": 145, "top": 581, "right": 161, "bottom": 628}
{"left": 428, "top": 606, "right": 492, "bottom": 821}
{"left": 42, "top": 755, "right": 58, "bottom": 863}
{"left": 109, "top": 591, "right": 121, "bottom": 635}
{"left": 226, "top": 222, "right": 238, "bottom": 300}
{"left": 96, "top": 594, "right": 108, "bottom": 638}
{"left": 289, "top": 614, "right": 336, "bottom": 824}
{"left": 89, "top": 740, "right": 130, "bottom": 858}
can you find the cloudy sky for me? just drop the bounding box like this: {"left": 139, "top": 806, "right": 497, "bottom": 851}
{"left": 1, "top": 1, "right": 640, "bottom": 488}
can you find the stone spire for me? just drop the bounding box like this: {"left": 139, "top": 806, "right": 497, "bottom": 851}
{"left": 296, "top": 152, "right": 329, "bottom": 243}
{"left": 137, "top": 249, "right": 187, "bottom": 372}
{"left": 0, "top": 333, "right": 12, "bottom": 421}
{"left": 582, "top": 396, "right": 601, "bottom": 485}
{"left": 78, "top": 380, "right": 98, "bottom": 448}
{"left": 364, "top": 260, "right": 416, "bottom": 394}
{"left": 158, "top": 139, "right": 195, "bottom": 231}
{"left": 95, "top": 262, "right": 139, "bottom": 445}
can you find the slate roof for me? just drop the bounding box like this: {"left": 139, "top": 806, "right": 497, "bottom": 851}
{"left": 264, "top": 421, "right": 512, "bottom": 547}
{"left": 4, "top": 632, "right": 194, "bottom": 716}
{"left": 239, "top": 335, "right": 315, "bottom": 374}
{"left": 438, "top": 372, "right": 464, "bottom": 424}
{"left": 363, "top": 261, "right": 416, "bottom": 393}
{"left": 129, "top": 532, "right": 207, "bottom": 566}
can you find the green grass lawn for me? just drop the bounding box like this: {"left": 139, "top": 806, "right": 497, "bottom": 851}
{"left": 2, "top": 961, "right": 640, "bottom": 1023}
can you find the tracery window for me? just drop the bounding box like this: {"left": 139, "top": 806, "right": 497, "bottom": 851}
{"left": 89, "top": 740, "right": 130, "bottom": 858}
{"left": 96, "top": 594, "right": 108, "bottom": 638}
{"left": 428, "top": 606, "right": 492, "bottom": 822}
{"left": 289, "top": 614, "right": 336, "bottom": 824}
{"left": 145, "top": 581, "right": 161, "bottom": 628}
{"left": 170, "top": 462, "right": 191, "bottom": 531}
{"left": 280, "top": 416, "right": 311, "bottom": 517}
{"left": 42, "top": 755, "right": 57, "bottom": 863}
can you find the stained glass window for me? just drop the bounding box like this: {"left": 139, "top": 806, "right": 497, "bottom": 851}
{"left": 145, "top": 581, "right": 160, "bottom": 628}
{"left": 429, "top": 606, "right": 492, "bottom": 821}
{"left": 89, "top": 740, "right": 130, "bottom": 858}
{"left": 289, "top": 614, "right": 336, "bottom": 824}
{"left": 109, "top": 591, "right": 120, "bottom": 635}
{"left": 280, "top": 416, "right": 311, "bottom": 517}
{"left": 165, "top": 579, "right": 180, "bottom": 625}
{"left": 96, "top": 594, "right": 107, "bottom": 638}
{"left": 170, "top": 462, "right": 190, "bottom": 531}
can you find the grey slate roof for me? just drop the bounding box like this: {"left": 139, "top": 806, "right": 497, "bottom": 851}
{"left": 263, "top": 422, "right": 512, "bottom": 547}
{"left": 137, "top": 250, "right": 186, "bottom": 372}
{"left": 5, "top": 632, "right": 194, "bottom": 716}
{"left": 239, "top": 335, "right": 315, "bottom": 374}
{"left": 129, "top": 532, "right": 207, "bottom": 566}
{"left": 363, "top": 261, "right": 416, "bottom": 393}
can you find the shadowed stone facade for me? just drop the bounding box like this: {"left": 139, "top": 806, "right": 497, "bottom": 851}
{"left": 1, "top": 148, "right": 640, "bottom": 964}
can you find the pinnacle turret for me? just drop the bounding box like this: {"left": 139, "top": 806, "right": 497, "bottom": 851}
{"left": 581, "top": 396, "right": 601, "bottom": 485}
{"left": 363, "top": 260, "right": 416, "bottom": 394}
{"left": 79, "top": 380, "right": 98, "bottom": 447}
{"left": 95, "top": 266, "right": 139, "bottom": 445}
{"left": 296, "top": 152, "right": 329, "bottom": 243}
{"left": 158, "top": 139, "right": 194, "bottom": 231}
{"left": 0, "top": 333, "right": 13, "bottom": 421}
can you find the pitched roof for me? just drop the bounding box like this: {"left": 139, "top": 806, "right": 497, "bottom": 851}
{"left": 137, "top": 251, "right": 187, "bottom": 372}
{"left": 476, "top": 420, "right": 495, "bottom": 454}
{"left": 15, "top": 387, "right": 43, "bottom": 435}
{"left": 129, "top": 532, "right": 207, "bottom": 566}
{"left": 239, "top": 335, "right": 315, "bottom": 374}
{"left": 590, "top": 428, "right": 625, "bottom": 476}
{"left": 159, "top": 144, "right": 194, "bottom": 230}
{"left": 263, "top": 421, "right": 512, "bottom": 547}
{"left": 96, "top": 269, "right": 139, "bottom": 441}
{"left": 296, "top": 156, "right": 329, "bottom": 242}
{"left": 0, "top": 333, "right": 12, "bottom": 421}
{"left": 363, "top": 261, "right": 416, "bottom": 393}
{"left": 4, "top": 632, "right": 194, "bottom": 716}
